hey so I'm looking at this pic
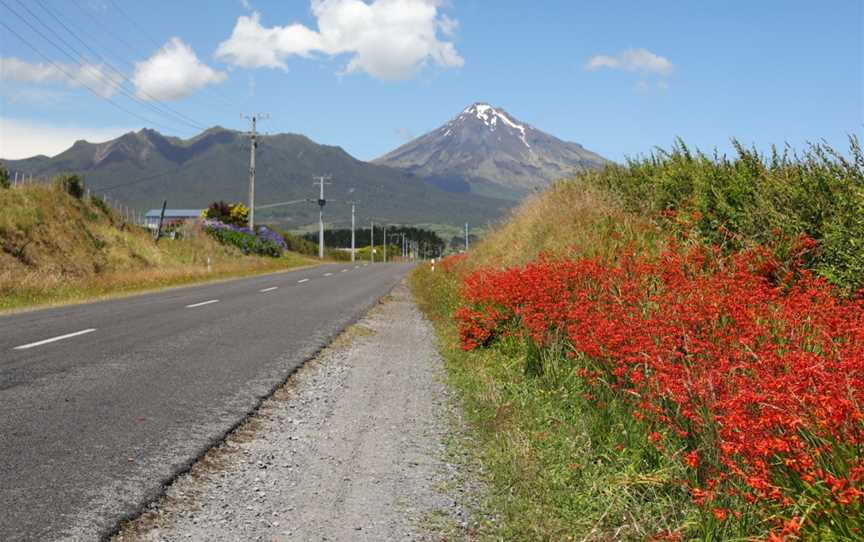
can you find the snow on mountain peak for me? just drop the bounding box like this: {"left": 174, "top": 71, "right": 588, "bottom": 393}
{"left": 458, "top": 103, "right": 531, "bottom": 148}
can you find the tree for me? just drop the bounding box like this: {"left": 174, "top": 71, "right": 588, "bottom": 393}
{"left": 55, "top": 173, "right": 85, "bottom": 198}
{"left": 0, "top": 164, "right": 9, "bottom": 189}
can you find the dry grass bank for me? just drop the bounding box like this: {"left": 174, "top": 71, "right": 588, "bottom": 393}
{"left": 0, "top": 184, "right": 315, "bottom": 312}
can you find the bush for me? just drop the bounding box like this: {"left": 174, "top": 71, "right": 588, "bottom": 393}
{"left": 0, "top": 165, "right": 9, "bottom": 189}
{"left": 54, "top": 173, "right": 85, "bottom": 199}
{"left": 582, "top": 137, "right": 864, "bottom": 292}
{"left": 203, "top": 201, "right": 249, "bottom": 227}
{"left": 204, "top": 221, "right": 284, "bottom": 257}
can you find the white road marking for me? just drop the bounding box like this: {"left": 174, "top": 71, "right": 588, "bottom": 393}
{"left": 14, "top": 328, "right": 97, "bottom": 350}
{"left": 186, "top": 299, "right": 219, "bottom": 308}
{"left": 259, "top": 287, "right": 279, "bottom": 293}
{"left": 323, "top": 272, "right": 334, "bottom": 277}
{"left": 341, "top": 269, "right": 348, "bottom": 273}
{"left": 354, "top": 265, "right": 360, "bottom": 269}
{"left": 297, "top": 278, "right": 310, "bottom": 283}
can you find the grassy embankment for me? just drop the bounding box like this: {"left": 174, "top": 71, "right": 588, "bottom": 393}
{"left": 0, "top": 183, "right": 316, "bottom": 312}
{"left": 411, "top": 139, "right": 863, "bottom": 540}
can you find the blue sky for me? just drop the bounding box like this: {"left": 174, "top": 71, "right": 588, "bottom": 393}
{"left": 1, "top": 0, "right": 861, "bottom": 162}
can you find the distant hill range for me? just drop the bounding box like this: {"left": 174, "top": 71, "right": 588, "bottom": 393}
{"left": 374, "top": 103, "right": 609, "bottom": 199}
{"left": 1, "top": 127, "right": 514, "bottom": 232}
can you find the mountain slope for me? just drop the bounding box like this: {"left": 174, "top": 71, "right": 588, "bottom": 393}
{"left": 374, "top": 103, "right": 609, "bottom": 198}
{"left": 2, "top": 127, "right": 513, "bottom": 231}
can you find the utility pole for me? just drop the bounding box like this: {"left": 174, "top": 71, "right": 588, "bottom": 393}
{"left": 370, "top": 221, "right": 374, "bottom": 263}
{"left": 314, "top": 175, "right": 331, "bottom": 260}
{"left": 383, "top": 225, "right": 387, "bottom": 263}
{"left": 350, "top": 202, "right": 356, "bottom": 263}
{"left": 465, "top": 222, "right": 469, "bottom": 251}
{"left": 243, "top": 113, "right": 268, "bottom": 230}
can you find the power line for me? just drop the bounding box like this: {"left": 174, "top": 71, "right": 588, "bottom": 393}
{"left": 32, "top": 0, "right": 207, "bottom": 132}
{"left": 68, "top": 0, "right": 234, "bottom": 112}
{"left": 0, "top": 18, "right": 174, "bottom": 131}
{"left": 103, "top": 0, "right": 236, "bottom": 109}
{"left": 3, "top": 0, "right": 204, "bottom": 134}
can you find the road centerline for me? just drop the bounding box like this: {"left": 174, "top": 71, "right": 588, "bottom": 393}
{"left": 13, "top": 328, "right": 97, "bottom": 351}
{"left": 323, "top": 272, "right": 334, "bottom": 277}
{"left": 186, "top": 299, "right": 220, "bottom": 308}
{"left": 259, "top": 287, "right": 279, "bottom": 293}
{"left": 297, "top": 278, "right": 310, "bottom": 283}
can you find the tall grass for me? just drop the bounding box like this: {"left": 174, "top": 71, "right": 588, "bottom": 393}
{"left": 583, "top": 137, "right": 864, "bottom": 291}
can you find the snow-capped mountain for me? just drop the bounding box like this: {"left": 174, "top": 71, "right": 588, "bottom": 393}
{"left": 374, "top": 103, "right": 609, "bottom": 197}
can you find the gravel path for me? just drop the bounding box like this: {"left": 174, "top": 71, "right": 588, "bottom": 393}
{"left": 113, "top": 282, "right": 475, "bottom": 542}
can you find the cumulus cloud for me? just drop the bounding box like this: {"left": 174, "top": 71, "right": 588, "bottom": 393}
{"left": 585, "top": 48, "right": 674, "bottom": 76}
{"left": 0, "top": 117, "right": 133, "bottom": 159}
{"left": 133, "top": 38, "right": 227, "bottom": 101}
{"left": 0, "top": 56, "right": 122, "bottom": 98}
{"left": 215, "top": 0, "right": 464, "bottom": 81}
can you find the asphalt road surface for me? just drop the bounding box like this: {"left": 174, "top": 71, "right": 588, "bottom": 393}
{"left": 0, "top": 262, "right": 411, "bottom": 541}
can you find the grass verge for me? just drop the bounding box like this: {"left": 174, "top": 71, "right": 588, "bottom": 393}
{"left": 410, "top": 264, "right": 697, "bottom": 541}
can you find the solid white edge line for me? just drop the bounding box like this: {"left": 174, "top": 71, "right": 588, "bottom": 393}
{"left": 14, "top": 328, "right": 97, "bottom": 350}
{"left": 186, "top": 299, "right": 219, "bottom": 308}
{"left": 297, "top": 278, "right": 310, "bottom": 283}
{"left": 259, "top": 287, "right": 279, "bottom": 293}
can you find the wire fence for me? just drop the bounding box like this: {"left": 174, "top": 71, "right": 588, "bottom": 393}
{"left": 6, "top": 169, "right": 147, "bottom": 226}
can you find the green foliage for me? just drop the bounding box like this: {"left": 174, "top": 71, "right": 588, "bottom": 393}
{"left": 583, "top": 137, "right": 864, "bottom": 291}
{"left": 89, "top": 195, "right": 112, "bottom": 217}
{"left": 273, "top": 228, "right": 319, "bottom": 257}
{"left": 204, "top": 226, "right": 282, "bottom": 257}
{"left": 302, "top": 225, "right": 446, "bottom": 253}
{"left": 203, "top": 201, "right": 249, "bottom": 227}
{"left": 54, "top": 173, "right": 85, "bottom": 199}
{"left": 0, "top": 164, "right": 9, "bottom": 189}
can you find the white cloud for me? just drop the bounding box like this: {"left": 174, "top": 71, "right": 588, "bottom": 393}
{"left": 0, "top": 117, "right": 133, "bottom": 159}
{"left": 586, "top": 48, "right": 674, "bottom": 76}
{"left": 215, "top": 0, "right": 464, "bottom": 81}
{"left": 133, "top": 38, "right": 227, "bottom": 101}
{"left": 240, "top": 0, "right": 252, "bottom": 9}
{"left": 0, "top": 56, "right": 122, "bottom": 98}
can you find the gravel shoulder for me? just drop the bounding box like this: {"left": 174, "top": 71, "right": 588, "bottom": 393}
{"left": 113, "top": 281, "right": 479, "bottom": 542}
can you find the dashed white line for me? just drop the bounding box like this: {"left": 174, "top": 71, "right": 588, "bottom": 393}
{"left": 186, "top": 299, "right": 219, "bottom": 308}
{"left": 14, "top": 328, "right": 97, "bottom": 350}
{"left": 323, "top": 272, "right": 334, "bottom": 277}
{"left": 341, "top": 269, "right": 348, "bottom": 273}
{"left": 259, "top": 287, "right": 279, "bottom": 293}
{"left": 297, "top": 278, "right": 310, "bottom": 283}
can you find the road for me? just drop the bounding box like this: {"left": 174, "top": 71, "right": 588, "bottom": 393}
{"left": 0, "top": 262, "right": 411, "bottom": 541}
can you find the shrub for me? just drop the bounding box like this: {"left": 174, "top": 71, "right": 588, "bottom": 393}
{"left": 203, "top": 201, "right": 249, "bottom": 227}
{"left": 0, "top": 164, "right": 9, "bottom": 189}
{"left": 204, "top": 221, "right": 284, "bottom": 257}
{"left": 54, "top": 173, "right": 85, "bottom": 199}
{"left": 582, "top": 137, "right": 864, "bottom": 292}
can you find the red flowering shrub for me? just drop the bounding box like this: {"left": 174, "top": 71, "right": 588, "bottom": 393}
{"left": 454, "top": 240, "right": 864, "bottom": 538}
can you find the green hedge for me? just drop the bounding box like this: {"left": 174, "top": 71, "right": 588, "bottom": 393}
{"left": 584, "top": 137, "right": 864, "bottom": 292}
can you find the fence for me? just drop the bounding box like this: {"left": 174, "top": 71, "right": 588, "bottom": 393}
{"left": 5, "top": 170, "right": 147, "bottom": 227}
